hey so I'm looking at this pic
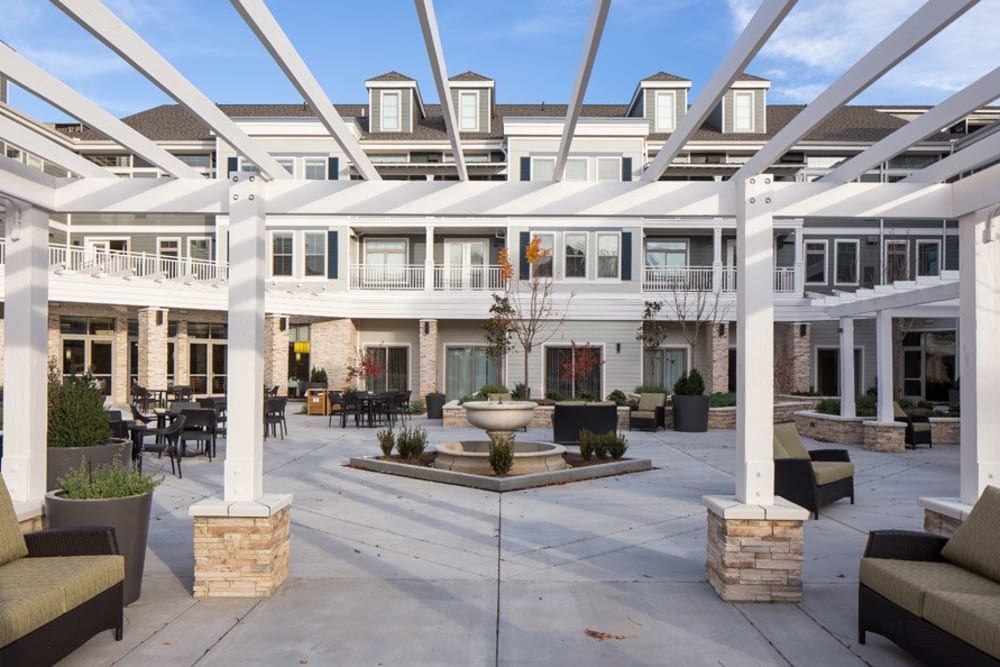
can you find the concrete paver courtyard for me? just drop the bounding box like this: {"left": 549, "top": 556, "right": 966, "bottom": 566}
{"left": 61, "top": 409, "right": 950, "bottom": 666}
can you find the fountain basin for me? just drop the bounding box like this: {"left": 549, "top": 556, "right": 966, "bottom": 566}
{"left": 461, "top": 400, "right": 537, "bottom": 434}
{"left": 433, "top": 440, "right": 568, "bottom": 475}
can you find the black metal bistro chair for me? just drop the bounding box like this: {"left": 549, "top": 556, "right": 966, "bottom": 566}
{"left": 264, "top": 396, "right": 288, "bottom": 440}
{"left": 132, "top": 414, "right": 187, "bottom": 477}
{"left": 179, "top": 407, "right": 218, "bottom": 460}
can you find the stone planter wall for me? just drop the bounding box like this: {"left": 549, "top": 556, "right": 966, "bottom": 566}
{"left": 929, "top": 417, "right": 960, "bottom": 445}
{"left": 443, "top": 402, "right": 630, "bottom": 430}
{"left": 793, "top": 411, "right": 865, "bottom": 444}
{"left": 863, "top": 421, "right": 906, "bottom": 453}
{"left": 705, "top": 402, "right": 813, "bottom": 430}
{"left": 775, "top": 394, "right": 837, "bottom": 410}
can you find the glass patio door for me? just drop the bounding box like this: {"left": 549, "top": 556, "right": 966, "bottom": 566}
{"left": 443, "top": 239, "right": 486, "bottom": 290}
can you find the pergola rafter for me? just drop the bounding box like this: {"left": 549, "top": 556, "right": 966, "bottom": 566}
{"left": 0, "top": 116, "right": 113, "bottom": 178}
{"left": 903, "top": 130, "right": 1000, "bottom": 184}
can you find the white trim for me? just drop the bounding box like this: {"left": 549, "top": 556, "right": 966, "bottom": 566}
{"left": 733, "top": 90, "right": 754, "bottom": 132}
{"left": 883, "top": 238, "right": 910, "bottom": 282}
{"left": 301, "top": 230, "right": 327, "bottom": 280}
{"left": 833, "top": 239, "right": 860, "bottom": 286}
{"left": 359, "top": 342, "right": 412, "bottom": 392}
{"left": 654, "top": 90, "right": 676, "bottom": 132}
{"left": 596, "top": 156, "right": 622, "bottom": 182}
{"left": 563, "top": 231, "right": 589, "bottom": 280}
{"left": 381, "top": 90, "right": 401, "bottom": 132}
{"left": 186, "top": 236, "right": 212, "bottom": 261}
{"left": 640, "top": 344, "right": 692, "bottom": 389}
{"left": 644, "top": 237, "right": 691, "bottom": 267}
{"left": 595, "top": 231, "right": 622, "bottom": 280}
{"left": 804, "top": 239, "right": 828, "bottom": 285}
{"left": 269, "top": 230, "right": 295, "bottom": 278}
{"left": 441, "top": 343, "right": 501, "bottom": 398}
{"left": 458, "top": 90, "right": 479, "bottom": 132}
{"left": 540, "top": 341, "right": 608, "bottom": 399}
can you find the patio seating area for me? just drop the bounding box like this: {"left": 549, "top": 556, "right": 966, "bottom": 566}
{"left": 56, "top": 410, "right": 949, "bottom": 666}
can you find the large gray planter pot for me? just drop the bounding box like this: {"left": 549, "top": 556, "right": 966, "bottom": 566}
{"left": 46, "top": 440, "right": 132, "bottom": 491}
{"left": 45, "top": 490, "right": 152, "bottom": 606}
{"left": 672, "top": 395, "right": 710, "bottom": 432}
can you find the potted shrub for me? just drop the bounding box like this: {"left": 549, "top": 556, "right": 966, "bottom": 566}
{"left": 45, "top": 457, "right": 160, "bottom": 605}
{"left": 672, "top": 369, "right": 710, "bottom": 432}
{"left": 47, "top": 365, "right": 130, "bottom": 491}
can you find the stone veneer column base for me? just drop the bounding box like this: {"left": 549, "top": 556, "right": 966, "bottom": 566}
{"left": 918, "top": 497, "right": 971, "bottom": 538}
{"left": 189, "top": 494, "right": 292, "bottom": 598}
{"left": 704, "top": 496, "right": 809, "bottom": 603}
{"left": 863, "top": 421, "right": 906, "bottom": 453}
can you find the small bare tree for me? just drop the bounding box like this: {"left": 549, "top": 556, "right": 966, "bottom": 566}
{"left": 639, "top": 288, "right": 731, "bottom": 388}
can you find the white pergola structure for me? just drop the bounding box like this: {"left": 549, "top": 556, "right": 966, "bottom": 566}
{"left": 1, "top": 0, "right": 998, "bottom": 601}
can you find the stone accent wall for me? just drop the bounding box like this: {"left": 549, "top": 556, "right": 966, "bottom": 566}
{"left": 47, "top": 313, "right": 60, "bottom": 370}
{"left": 930, "top": 418, "right": 959, "bottom": 445}
{"left": 0, "top": 319, "right": 5, "bottom": 383}
{"left": 111, "top": 308, "right": 129, "bottom": 403}
{"left": 703, "top": 402, "right": 812, "bottom": 430}
{"left": 174, "top": 320, "right": 190, "bottom": 385}
{"left": 263, "top": 315, "right": 290, "bottom": 395}
{"left": 705, "top": 511, "right": 804, "bottom": 602}
{"left": 794, "top": 412, "right": 865, "bottom": 444}
{"left": 138, "top": 307, "right": 168, "bottom": 391}
{"left": 310, "top": 318, "right": 357, "bottom": 389}
{"left": 923, "top": 508, "right": 963, "bottom": 538}
{"left": 775, "top": 394, "right": 833, "bottom": 410}
{"left": 706, "top": 322, "right": 729, "bottom": 394}
{"left": 774, "top": 322, "right": 811, "bottom": 394}
{"left": 418, "top": 319, "right": 438, "bottom": 399}
{"left": 863, "top": 421, "right": 906, "bottom": 453}
{"left": 192, "top": 507, "right": 290, "bottom": 598}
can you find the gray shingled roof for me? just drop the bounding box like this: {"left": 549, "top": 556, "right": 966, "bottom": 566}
{"left": 735, "top": 73, "right": 769, "bottom": 82}
{"left": 449, "top": 71, "right": 492, "bottom": 82}
{"left": 642, "top": 72, "right": 690, "bottom": 82}
{"left": 366, "top": 71, "right": 415, "bottom": 82}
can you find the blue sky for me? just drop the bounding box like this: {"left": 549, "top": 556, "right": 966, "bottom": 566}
{"left": 3, "top": 0, "right": 999, "bottom": 123}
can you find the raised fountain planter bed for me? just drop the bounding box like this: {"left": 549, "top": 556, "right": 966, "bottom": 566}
{"left": 443, "top": 401, "right": 630, "bottom": 430}
{"left": 434, "top": 440, "right": 568, "bottom": 475}
{"left": 793, "top": 410, "right": 866, "bottom": 444}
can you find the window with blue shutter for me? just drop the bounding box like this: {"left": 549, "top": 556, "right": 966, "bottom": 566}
{"left": 520, "top": 157, "right": 531, "bottom": 181}
{"left": 519, "top": 231, "right": 530, "bottom": 278}
{"left": 621, "top": 232, "right": 632, "bottom": 281}
{"left": 327, "top": 231, "right": 338, "bottom": 279}
{"left": 226, "top": 157, "right": 238, "bottom": 176}
{"left": 621, "top": 157, "right": 632, "bottom": 182}
{"left": 328, "top": 157, "right": 339, "bottom": 180}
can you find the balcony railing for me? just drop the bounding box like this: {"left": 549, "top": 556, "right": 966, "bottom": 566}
{"left": 349, "top": 264, "right": 425, "bottom": 290}
{"left": 432, "top": 265, "right": 506, "bottom": 291}
{"left": 773, "top": 267, "right": 795, "bottom": 293}
{"left": 642, "top": 264, "right": 799, "bottom": 294}
{"left": 46, "top": 246, "right": 227, "bottom": 281}
{"left": 349, "top": 264, "right": 508, "bottom": 291}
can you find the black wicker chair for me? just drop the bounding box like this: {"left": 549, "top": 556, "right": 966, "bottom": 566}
{"left": 552, "top": 402, "right": 618, "bottom": 444}
{"left": 773, "top": 422, "right": 855, "bottom": 519}
{"left": 893, "top": 401, "right": 933, "bottom": 448}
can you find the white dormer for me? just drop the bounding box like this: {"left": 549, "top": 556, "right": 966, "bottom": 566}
{"left": 626, "top": 72, "right": 692, "bottom": 133}
{"left": 709, "top": 74, "right": 770, "bottom": 134}
{"left": 365, "top": 72, "right": 426, "bottom": 133}
{"left": 448, "top": 71, "right": 494, "bottom": 134}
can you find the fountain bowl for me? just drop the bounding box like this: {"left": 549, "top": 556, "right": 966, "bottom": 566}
{"left": 433, "top": 441, "right": 568, "bottom": 475}
{"left": 461, "top": 400, "right": 537, "bottom": 434}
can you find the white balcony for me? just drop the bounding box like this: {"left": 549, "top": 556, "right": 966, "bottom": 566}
{"left": 47, "top": 246, "right": 227, "bottom": 282}
{"left": 642, "top": 265, "right": 799, "bottom": 294}
{"left": 349, "top": 264, "right": 507, "bottom": 291}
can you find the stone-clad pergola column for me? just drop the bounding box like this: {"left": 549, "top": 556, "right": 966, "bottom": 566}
{"left": 138, "top": 306, "right": 168, "bottom": 391}
{"left": 704, "top": 176, "right": 808, "bottom": 603}
{"left": 189, "top": 175, "right": 291, "bottom": 597}
{"left": 1, "top": 200, "right": 49, "bottom": 529}
{"left": 921, "top": 207, "right": 1000, "bottom": 534}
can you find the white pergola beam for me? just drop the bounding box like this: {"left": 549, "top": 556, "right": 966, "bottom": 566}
{"left": 230, "top": 0, "right": 380, "bottom": 181}
{"left": 0, "top": 42, "right": 200, "bottom": 179}
{"left": 733, "top": 0, "right": 978, "bottom": 181}
{"left": 902, "top": 130, "right": 1000, "bottom": 184}
{"left": 0, "top": 116, "right": 114, "bottom": 178}
{"left": 414, "top": 0, "right": 467, "bottom": 182}
{"left": 52, "top": 0, "right": 291, "bottom": 181}
{"left": 823, "top": 66, "right": 1000, "bottom": 183}
{"left": 951, "top": 162, "right": 1000, "bottom": 217}
{"left": 0, "top": 159, "right": 58, "bottom": 211}
{"left": 824, "top": 281, "right": 959, "bottom": 317}
{"left": 640, "top": 0, "right": 796, "bottom": 184}
{"left": 553, "top": 0, "right": 610, "bottom": 182}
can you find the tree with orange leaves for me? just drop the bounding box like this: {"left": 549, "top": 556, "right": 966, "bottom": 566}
{"left": 483, "top": 236, "right": 572, "bottom": 398}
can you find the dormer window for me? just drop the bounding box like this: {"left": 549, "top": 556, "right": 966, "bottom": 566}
{"left": 382, "top": 91, "right": 401, "bottom": 131}
{"left": 655, "top": 91, "right": 676, "bottom": 132}
{"left": 734, "top": 91, "right": 754, "bottom": 132}
{"left": 459, "top": 91, "right": 478, "bottom": 131}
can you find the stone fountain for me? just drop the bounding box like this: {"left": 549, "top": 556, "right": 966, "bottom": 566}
{"left": 433, "top": 400, "right": 568, "bottom": 475}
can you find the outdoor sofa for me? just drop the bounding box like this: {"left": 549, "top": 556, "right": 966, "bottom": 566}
{"left": 0, "top": 476, "right": 125, "bottom": 666}
{"left": 859, "top": 484, "right": 1000, "bottom": 665}
{"left": 629, "top": 392, "right": 666, "bottom": 432}
{"left": 552, "top": 401, "right": 618, "bottom": 444}
{"left": 773, "top": 422, "right": 855, "bottom": 519}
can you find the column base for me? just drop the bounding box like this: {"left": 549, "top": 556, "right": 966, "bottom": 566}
{"left": 15, "top": 502, "right": 44, "bottom": 534}
{"left": 189, "top": 494, "right": 292, "bottom": 598}
{"left": 918, "top": 497, "right": 971, "bottom": 538}
{"left": 863, "top": 421, "right": 906, "bottom": 453}
{"left": 704, "top": 496, "right": 809, "bottom": 603}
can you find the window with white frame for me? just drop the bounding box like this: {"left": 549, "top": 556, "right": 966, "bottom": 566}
{"left": 531, "top": 157, "right": 555, "bottom": 182}
{"left": 916, "top": 239, "right": 941, "bottom": 276}
{"left": 654, "top": 90, "right": 676, "bottom": 132}
{"left": 564, "top": 233, "right": 587, "bottom": 278}
{"left": 304, "top": 232, "right": 326, "bottom": 277}
{"left": 834, "top": 240, "right": 859, "bottom": 285}
{"left": 733, "top": 91, "right": 754, "bottom": 132}
{"left": 275, "top": 157, "right": 294, "bottom": 177}
{"left": 565, "top": 158, "right": 588, "bottom": 182}
{"left": 805, "top": 240, "right": 827, "bottom": 284}
{"left": 304, "top": 158, "right": 326, "bottom": 181}
{"left": 645, "top": 239, "right": 687, "bottom": 267}
{"left": 597, "top": 233, "right": 620, "bottom": 279}
{"left": 381, "top": 91, "right": 400, "bottom": 131}
{"left": 158, "top": 238, "right": 180, "bottom": 278}
{"left": 365, "top": 239, "right": 407, "bottom": 266}
{"left": 597, "top": 157, "right": 620, "bottom": 182}
{"left": 459, "top": 91, "right": 478, "bottom": 131}
{"left": 271, "top": 232, "right": 294, "bottom": 277}
{"left": 531, "top": 234, "right": 554, "bottom": 279}
{"left": 885, "top": 240, "right": 909, "bottom": 282}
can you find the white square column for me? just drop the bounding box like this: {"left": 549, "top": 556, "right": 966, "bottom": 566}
{"left": 223, "top": 174, "right": 266, "bottom": 502}
{"left": 958, "top": 209, "right": 1000, "bottom": 503}
{"left": 839, "top": 317, "right": 856, "bottom": 418}
{"left": 734, "top": 176, "right": 774, "bottom": 505}
{"left": 2, "top": 203, "right": 49, "bottom": 510}
{"left": 875, "top": 310, "right": 894, "bottom": 423}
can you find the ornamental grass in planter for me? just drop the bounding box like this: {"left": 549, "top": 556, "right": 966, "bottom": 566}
{"left": 46, "top": 366, "right": 129, "bottom": 491}
{"left": 46, "top": 457, "right": 161, "bottom": 606}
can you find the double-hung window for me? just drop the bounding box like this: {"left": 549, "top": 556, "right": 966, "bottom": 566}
{"left": 834, "top": 240, "right": 859, "bottom": 285}
{"left": 805, "top": 240, "right": 827, "bottom": 285}
{"left": 733, "top": 91, "right": 754, "bottom": 132}
{"left": 885, "top": 240, "right": 909, "bottom": 282}
{"left": 304, "top": 232, "right": 326, "bottom": 277}
{"left": 596, "top": 157, "right": 620, "bottom": 182}
{"left": 271, "top": 232, "right": 294, "bottom": 277}
{"left": 564, "top": 158, "right": 588, "bottom": 182}
{"left": 304, "top": 158, "right": 326, "bottom": 181}
{"left": 654, "top": 91, "right": 675, "bottom": 132}
{"left": 459, "top": 91, "right": 478, "bottom": 131}
{"left": 530, "top": 234, "right": 554, "bottom": 279}
{"left": 275, "top": 157, "right": 294, "bottom": 177}
{"left": 531, "top": 157, "right": 555, "bottom": 182}
{"left": 916, "top": 239, "right": 940, "bottom": 276}
{"left": 381, "top": 91, "right": 400, "bottom": 131}
{"left": 597, "top": 233, "right": 620, "bottom": 279}
{"left": 564, "top": 233, "right": 587, "bottom": 278}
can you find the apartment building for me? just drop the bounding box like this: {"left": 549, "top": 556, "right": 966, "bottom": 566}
{"left": 1, "top": 71, "right": 987, "bottom": 405}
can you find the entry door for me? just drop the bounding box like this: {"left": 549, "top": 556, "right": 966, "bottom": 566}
{"left": 816, "top": 348, "right": 863, "bottom": 396}
{"left": 443, "top": 239, "right": 486, "bottom": 289}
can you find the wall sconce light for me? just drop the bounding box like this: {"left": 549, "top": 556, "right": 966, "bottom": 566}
{"left": 423, "top": 321, "right": 430, "bottom": 335}
{"left": 155, "top": 310, "right": 164, "bottom": 326}
{"left": 280, "top": 317, "right": 287, "bottom": 332}
{"left": 616, "top": 343, "right": 621, "bottom": 354}
{"left": 800, "top": 324, "right": 808, "bottom": 337}
{"left": 718, "top": 323, "right": 726, "bottom": 337}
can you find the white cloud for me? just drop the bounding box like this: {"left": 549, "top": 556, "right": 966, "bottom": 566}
{"left": 18, "top": 46, "right": 128, "bottom": 81}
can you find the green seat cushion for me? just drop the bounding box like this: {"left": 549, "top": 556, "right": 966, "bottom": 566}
{"left": 0, "top": 555, "right": 123, "bottom": 646}
{"left": 859, "top": 558, "right": 1000, "bottom": 617}
{"left": 811, "top": 461, "right": 855, "bottom": 485}
{"left": 773, "top": 434, "right": 790, "bottom": 459}
{"left": 893, "top": 402, "right": 907, "bottom": 419}
{"left": 631, "top": 411, "right": 656, "bottom": 420}
{"left": 774, "top": 423, "right": 810, "bottom": 459}
{"left": 941, "top": 485, "right": 1000, "bottom": 582}
{"left": 923, "top": 591, "right": 1000, "bottom": 659}
{"left": 912, "top": 422, "right": 931, "bottom": 433}
{"left": 0, "top": 477, "right": 28, "bottom": 567}
{"left": 637, "top": 393, "right": 665, "bottom": 411}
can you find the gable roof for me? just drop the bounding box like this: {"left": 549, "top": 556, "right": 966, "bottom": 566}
{"left": 449, "top": 71, "right": 492, "bottom": 82}
{"left": 736, "top": 73, "right": 769, "bottom": 82}
{"left": 642, "top": 72, "right": 689, "bottom": 82}
{"left": 366, "top": 71, "right": 415, "bottom": 82}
